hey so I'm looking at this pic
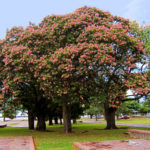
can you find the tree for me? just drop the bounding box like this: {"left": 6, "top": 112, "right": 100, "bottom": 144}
{"left": 1, "top": 6, "right": 148, "bottom": 133}
{"left": 39, "top": 6, "right": 148, "bottom": 130}
{"left": 1, "top": 26, "right": 51, "bottom": 131}
{"left": 129, "top": 21, "right": 150, "bottom": 109}
{"left": 116, "top": 100, "right": 141, "bottom": 118}
{"left": 38, "top": 6, "right": 123, "bottom": 132}
{"left": 85, "top": 97, "right": 104, "bottom": 121}
{"left": 2, "top": 99, "right": 17, "bottom": 120}
{"left": 116, "top": 102, "right": 132, "bottom": 119}
{"left": 139, "top": 100, "right": 150, "bottom": 115}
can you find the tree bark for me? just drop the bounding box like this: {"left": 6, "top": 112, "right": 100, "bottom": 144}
{"left": 54, "top": 117, "right": 58, "bottom": 124}
{"left": 28, "top": 110, "right": 34, "bottom": 130}
{"left": 90, "top": 114, "right": 93, "bottom": 119}
{"left": 104, "top": 102, "right": 117, "bottom": 129}
{"left": 63, "top": 101, "right": 72, "bottom": 133}
{"left": 49, "top": 116, "right": 53, "bottom": 125}
{"left": 73, "top": 119, "right": 76, "bottom": 124}
{"left": 36, "top": 114, "right": 46, "bottom": 131}
{"left": 60, "top": 118, "right": 62, "bottom": 124}
{"left": 95, "top": 114, "right": 98, "bottom": 121}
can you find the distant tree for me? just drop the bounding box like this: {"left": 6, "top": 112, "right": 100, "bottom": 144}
{"left": 139, "top": 100, "right": 150, "bottom": 115}
{"left": 116, "top": 102, "right": 133, "bottom": 119}
{"left": 85, "top": 96, "right": 104, "bottom": 121}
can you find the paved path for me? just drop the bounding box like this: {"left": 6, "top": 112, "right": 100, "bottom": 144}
{"left": 82, "top": 120, "right": 150, "bottom": 128}
{"left": 0, "top": 136, "right": 35, "bottom": 150}
{"left": 0, "top": 120, "right": 36, "bottom": 150}
{"left": 0, "top": 119, "right": 37, "bottom": 127}
{"left": 74, "top": 139, "right": 150, "bottom": 150}
{"left": 1, "top": 119, "right": 150, "bottom": 128}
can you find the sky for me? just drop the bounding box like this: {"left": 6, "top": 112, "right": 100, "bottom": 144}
{"left": 0, "top": 0, "right": 150, "bottom": 39}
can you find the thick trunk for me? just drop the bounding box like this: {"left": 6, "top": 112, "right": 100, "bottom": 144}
{"left": 49, "top": 116, "right": 53, "bottom": 125}
{"left": 28, "top": 110, "right": 34, "bottom": 130}
{"left": 36, "top": 114, "right": 46, "bottom": 131}
{"left": 63, "top": 101, "right": 72, "bottom": 133}
{"left": 54, "top": 117, "right": 58, "bottom": 124}
{"left": 104, "top": 103, "right": 117, "bottom": 129}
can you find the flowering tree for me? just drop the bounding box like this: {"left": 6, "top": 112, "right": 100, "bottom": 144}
{"left": 40, "top": 7, "right": 148, "bottom": 130}
{"left": 129, "top": 21, "right": 150, "bottom": 104}
{"left": 1, "top": 6, "right": 149, "bottom": 133}
{"left": 1, "top": 26, "right": 51, "bottom": 131}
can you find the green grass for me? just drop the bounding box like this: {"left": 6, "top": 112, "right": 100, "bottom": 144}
{"left": 116, "top": 118, "right": 150, "bottom": 124}
{"left": 9, "top": 123, "right": 18, "bottom": 125}
{"left": 0, "top": 123, "right": 134, "bottom": 150}
{"left": 80, "top": 117, "right": 150, "bottom": 125}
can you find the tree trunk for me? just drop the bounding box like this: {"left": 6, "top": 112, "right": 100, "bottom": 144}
{"left": 63, "top": 101, "right": 72, "bottom": 133}
{"left": 73, "top": 119, "right": 76, "bottom": 124}
{"left": 36, "top": 114, "right": 46, "bottom": 131}
{"left": 104, "top": 102, "right": 117, "bottom": 129}
{"left": 95, "top": 114, "right": 98, "bottom": 121}
{"left": 54, "top": 117, "right": 58, "bottom": 124}
{"left": 49, "top": 116, "right": 53, "bottom": 125}
{"left": 90, "top": 114, "right": 93, "bottom": 119}
{"left": 28, "top": 110, "right": 34, "bottom": 130}
{"left": 60, "top": 118, "right": 62, "bottom": 124}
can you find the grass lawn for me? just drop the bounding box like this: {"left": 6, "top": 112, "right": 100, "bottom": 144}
{"left": 9, "top": 123, "right": 19, "bottom": 125}
{"left": 116, "top": 118, "right": 150, "bottom": 124}
{"left": 80, "top": 117, "right": 150, "bottom": 124}
{"left": 0, "top": 123, "right": 135, "bottom": 150}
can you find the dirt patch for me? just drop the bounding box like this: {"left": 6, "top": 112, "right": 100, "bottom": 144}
{"left": 0, "top": 136, "right": 35, "bottom": 150}
{"left": 74, "top": 139, "right": 150, "bottom": 150}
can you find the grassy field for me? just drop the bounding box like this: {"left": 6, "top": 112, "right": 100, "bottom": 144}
{"left": 116, "top": 118, "right": 150, "bottom": 124}
{"left": 80, "top": 117, "right": 150, "bottom": 124}
{"left": 0, "top": 123, "right": 135, "bottom": 150}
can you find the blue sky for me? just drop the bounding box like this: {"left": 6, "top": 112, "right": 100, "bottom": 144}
{"left": 0, "top": 0, "right": 150, "bottom": 39}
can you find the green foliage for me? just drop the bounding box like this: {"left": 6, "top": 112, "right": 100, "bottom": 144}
{"left": 125, "top": 101, "right": 141, "bottom": 111}
{"left": 2, "top": 108, "right": 16, "bottom": 119}
{"left": 116, "top": 102, "right": 133, "bottom": 116}
{"left": 139, "top": 106, "right": 150, "bottom": 114}
{"left": 139, "top": 99, "right": 150, "bottom": 115}
{"left": 116, "top": 101, "right": 141, "bottom": 117}
{"left": 85, "top": 97, "right": 104, "bottom": 116}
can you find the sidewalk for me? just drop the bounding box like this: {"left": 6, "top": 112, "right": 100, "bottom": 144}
{"left": 0, "top": 119, "right": 30, "bottom": 127}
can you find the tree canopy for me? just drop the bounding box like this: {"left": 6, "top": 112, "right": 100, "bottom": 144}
{"left": 0, "top": 6, "right": 149, "bottom": 132}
